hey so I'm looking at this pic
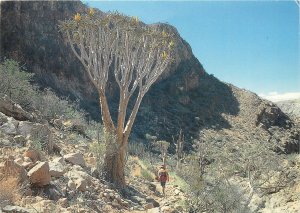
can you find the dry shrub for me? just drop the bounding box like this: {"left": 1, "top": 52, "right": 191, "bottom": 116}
{"left": 0, "top": 176, "right": 21, "bottom": 207}
{"left": 132, "top": 164, "right": 141, "bottom": 177}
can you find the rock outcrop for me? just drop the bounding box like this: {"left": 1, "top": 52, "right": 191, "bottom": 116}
{"left": 0, "top": 96, "right": 33, "bottom": 121}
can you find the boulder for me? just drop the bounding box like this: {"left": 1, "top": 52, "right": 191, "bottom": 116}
{"left": 27, "top": 161, "right": 51, "bottom": 186}
{"left": 14, "top": 135, "right": 26, "bottom": 146}
{"left": 0, "top": 119, "right": 17, "bottom": 135}
{"left": 2, "top": 156, "right": 28, "bottom": 183}
{"left": 18, "top": 122, "right": 56, "bottom": 154}
{"left": 43, "top": 184, "right": 64, "bottom": 201}
{"left": 17, "top": 121, "right": 34, "bottom": 137}
{"left": 2, "top": 205, "right": 32, "bottom": 213}
{"left": 49, "top": 161, "right": 65, "bottom": 177}
{"left": 0, "top": 95, "right": 33, "bottom": 121}
{"left": 29, "top": 124, "right": 54, "bottom": 154}
{"left": 64, "top": 153, "right": 85, "bottom": 167}
{"left": 0, "top": 112, "right": 8, "bottom": 124}
{"left": 23, "top": 149, "right": 41, "bottom": 163}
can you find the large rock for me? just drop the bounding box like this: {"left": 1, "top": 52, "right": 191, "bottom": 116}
{"left": 0, "top": 95, "right": 33, "bottom": 121}
{"left": 17, "top": 121, "right": 34, "bottom": 137}
{"left": 23, "top": 148, "right": 41, "bottom": 163}
{"left": 1, "top": 156, "right": 28, "bottom": 184}
{"left": 64, "top": 153, "right": 85, "bottom": 167}
{"left": 49, "top": 161, "right": 65, "bottom": 177}
{"left": 14, "top": 135, "right": 26, "bottom": 146}
{"left": 2, "top": 205, "right": 33, "bottom": 213}
{"left": 0, "top": 118, "right": 17, "bottom": 135}
{"left": 18, "top": 123, "right": 54, "bottom": 154}
{"left": 0, "top": 112, "right": 8, "bottom": 124}
{"left": 27, "top": 161, "right": 51, "bottom": 186}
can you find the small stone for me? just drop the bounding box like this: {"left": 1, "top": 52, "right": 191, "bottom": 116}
{"left": 91, "top": 167, "right": 100, "bottom": 178}
{"left": 14, "top": 135, "right": 26, "bottom": 146}
{"left": 14, "top": 158, "right": 23, "bottom": 165}
{"left": 22, "top": 161, "right": 34, "bottom": 170}
{"left": 53, "top": 157, "right": 66, "bottom": 165}
{"left": 49, "top": 161, "right": 65, "bottom": 177}
{"left": 58, "top": 198, "right": 69, "bottom": 208}
{"left": 24, "top": 157, "right": 32, "bottom": 162}
{"left": 146, "top": 197, "right": 160, "bottom": 208}
{"left": 24, "top": 149, "right": 41, "bottom": 163}
{"left": 86, "top": 157, "right": 97, "bottom": 166}
{"left": 111, "top": 200, "right": 120, "bottom": 208}
{"left": 105, "top": 189, "right": 115, "bottom": 193}
{"left": 175, "top": 204, "right": 184, "bottom": 212}
{"left": 87, "top": 152, "right": 93, "bottom": 157}
{"left": 115, "top": 194, "right": 122, "bottom": 202}
{"left": 103, "top": 192, "right": 110, "bottom": 199}
{"left": 144, "top": 203, "right": 154, "bottom": 210}
{"left": 75, "top": 178, "right": 87, "bottom": 192}
{"left": 174, "top": 189, "right": 181, "bottom": 196}
{"left": 67, "top": 180, "right": 76, "bottom": 190}
{"left": 161, "top": 206, "right": 172, "bottom": 212}
{"left": 109, "top": 193, "right": 115, "bottom": 199}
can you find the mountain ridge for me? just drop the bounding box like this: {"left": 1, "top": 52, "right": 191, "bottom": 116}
{"left": 1, "top": 0, "right": 299, "bottom": 152}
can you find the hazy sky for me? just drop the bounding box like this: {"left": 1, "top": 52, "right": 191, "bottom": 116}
{"left": 84, "top": 1, "right": 299, "bottom": 101}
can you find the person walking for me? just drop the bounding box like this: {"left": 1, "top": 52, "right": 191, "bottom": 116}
{"left": 158, "top": 165, "right": 169, "bottom": 196}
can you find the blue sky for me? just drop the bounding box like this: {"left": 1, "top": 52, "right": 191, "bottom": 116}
{"left": 83, "top": 1, "right": 299, "bottom": 101}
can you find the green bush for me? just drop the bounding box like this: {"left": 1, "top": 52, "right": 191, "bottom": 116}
{"left": 0, "top": 59, "right": 88, "bottom": 123}
{"left": 0, "top": 59, "right": 36, "bottom": 110}
{"left": 141, "top": 168, "right": 153, "bottom": 181}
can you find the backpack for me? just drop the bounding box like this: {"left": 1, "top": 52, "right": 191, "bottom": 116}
{"left": 159, "top": 170, "right": 168, "bottom": 182}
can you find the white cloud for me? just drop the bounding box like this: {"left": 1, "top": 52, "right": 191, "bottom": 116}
{"left": 259, "top": 92, "right": 300, "bottom": 102}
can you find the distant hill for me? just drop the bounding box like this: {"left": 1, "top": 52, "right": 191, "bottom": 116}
{"left": 276, "top": 99, "right": 300, "bottom": 119}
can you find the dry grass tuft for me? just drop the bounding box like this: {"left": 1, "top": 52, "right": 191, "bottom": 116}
{"left": 0, "top": 176, "right": 21, "bottom": 208}
{"left": 132, "top": 164, "right": 141, "bottom": 177}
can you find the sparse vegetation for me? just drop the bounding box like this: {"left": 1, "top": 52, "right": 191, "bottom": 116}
{"left": 0, "top": 177, "right": 21, "bottom": 208}
{"left": 0, "top": 59, "right": 35, "bottom": 110}
{"left": 178, "top": 130, "right": 296, "bottom": 213}
{"left": 0, "top": 59, "right": 87, "bottom": 124}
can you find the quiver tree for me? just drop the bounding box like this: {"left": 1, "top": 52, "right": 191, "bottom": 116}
{"left": 59, "top": 9, "right": 175, "bottom": 187}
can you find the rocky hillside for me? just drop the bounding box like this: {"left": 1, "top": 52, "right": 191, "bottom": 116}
{"left": 0, "top": 97, "right": 187, "bottom": 213}
{"left": 276, "top": 99, "right": 300, "bottom": 119}
{"left": 1, "top": 1, "right": 299, "bottom": 152}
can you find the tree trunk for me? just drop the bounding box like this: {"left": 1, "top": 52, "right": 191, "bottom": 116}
{"left": 98, "top": 89, "right": 115, "bottom": 132}
{"left": 103, "top": 136, "right": 127, "bottom": 187}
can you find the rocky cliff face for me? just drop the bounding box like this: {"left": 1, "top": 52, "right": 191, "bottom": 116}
{"left": 1, "top": 1, "right": 299, "bottom": 152}
{"left": 276, "top": 99, "right": 300, "bottom": 119}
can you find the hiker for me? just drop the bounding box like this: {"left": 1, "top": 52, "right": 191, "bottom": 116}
{"left": 158, "top": 165, "right": 169, "bottom": 196}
